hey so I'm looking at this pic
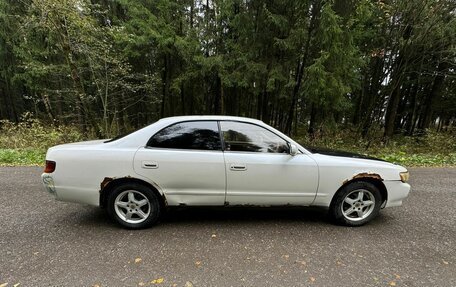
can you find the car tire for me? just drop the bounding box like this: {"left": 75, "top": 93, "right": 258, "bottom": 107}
{"left": 329, "top": 181, "right": 382, "bottom": 227}
{"left": 107, "top": 183, "right": 161, "bottom": 229}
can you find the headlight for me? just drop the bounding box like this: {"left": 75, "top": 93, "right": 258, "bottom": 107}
{"left": 400, "top": 171, "right": 409, "bottom": 182}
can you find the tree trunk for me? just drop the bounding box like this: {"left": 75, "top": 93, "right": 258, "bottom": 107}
{"left": 214, "top": 75, "right": 223, "bottom": 114}
{"left": 285, "top": 0, "right": 320, "bottom": 135}
{"left": 161, "top": 53, "right": 170, "bottom": 118}
{"left": 417, "top": 61, "right": 449, "bottom": 131}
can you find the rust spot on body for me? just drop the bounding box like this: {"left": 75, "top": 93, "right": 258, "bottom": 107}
{"left": 343, "top": 172, "right": 383, "bottom": 185}
{"left": 100, "top": 177, "right": 113, "bottom": 191}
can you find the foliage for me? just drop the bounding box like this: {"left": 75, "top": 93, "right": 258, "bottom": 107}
{"left": 1, "top": 117, "right": 455, "bottom": 167}
{"left": 0, "top": 149, "right": 44, "bottom": 166}
{"left": 0, "top": 0, "right": 455, "bottom": 144}
{"left": 297, "top": 127, "right": 456, "bottom": 167}
{"left": 0, "top": 113, "right": 83, "bottom": 150}
{"left": 0, "top": 114, "right": 84, "bottom": 166}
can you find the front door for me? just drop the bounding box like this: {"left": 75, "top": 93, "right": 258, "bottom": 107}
{"left": 220, "top": 121, "right": 319, "bottom": 206}
{"left": 134, "top": 121, "right": 226, "bottom": 206}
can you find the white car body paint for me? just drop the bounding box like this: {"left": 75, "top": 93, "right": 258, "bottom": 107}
{"left": 134, "top": 148, "right": 226, "bottom": 206}
{"left": 42, "top": 115, "right": 410, "bottom": 209}
{"left": 222, "top": 152, "right": 318, "bottom": 206}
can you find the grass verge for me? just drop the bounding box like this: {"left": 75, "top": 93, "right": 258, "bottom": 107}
{"left": 0, "top": 148, "right": 45, "bottom": 166}
{"left": 2, "top": 148, "right": 454, "bottom": 167}
{"left": 0, "top": 118, "right": 455, "bottom": 167}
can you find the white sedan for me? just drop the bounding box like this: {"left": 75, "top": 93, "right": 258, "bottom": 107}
{"left": 42, "top": 116, "right": 410, "bottom": 229}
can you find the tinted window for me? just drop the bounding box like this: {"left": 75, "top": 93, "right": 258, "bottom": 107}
{"left": 220, "top": 121, "right": 289, "bottom": 153}
{"left": 147, "top": 121, "right": 221, "bottom": 151}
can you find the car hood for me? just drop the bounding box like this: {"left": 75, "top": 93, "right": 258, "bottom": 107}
{"left": 307, "top": 147, "right": 407, "bottom": 180}
{"left": 307, "top": 147, "right": 385, "bottom": 162}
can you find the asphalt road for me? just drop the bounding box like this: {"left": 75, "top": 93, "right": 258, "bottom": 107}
{"left": 1, "top": 167, "right": 455, "bottom": 287}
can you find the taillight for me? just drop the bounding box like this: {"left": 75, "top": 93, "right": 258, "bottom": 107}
{"left": 44, "top": 160, "right": 56, "bottom": 173}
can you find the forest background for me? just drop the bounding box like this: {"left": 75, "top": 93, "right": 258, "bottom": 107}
{"left": 0, "top": 0, "right": 455, "bottom": 166}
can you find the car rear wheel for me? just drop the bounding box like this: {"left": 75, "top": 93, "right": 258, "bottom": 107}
{"left": 107, "top": 183, "right": 161, "bottom": 229}
{"left": 329, "top": 181, "right": 382, "bottom": 226}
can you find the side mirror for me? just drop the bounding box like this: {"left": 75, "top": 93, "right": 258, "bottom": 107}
{"left": 288, "top": 143, "right": 298, "bottom": 156}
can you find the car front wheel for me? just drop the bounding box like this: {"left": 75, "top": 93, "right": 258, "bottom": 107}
{"left": 329, "top": 181, "right": 382, "bottom": 226}
{"left": 107, "top": 183, "right": 161, "bottom": 229}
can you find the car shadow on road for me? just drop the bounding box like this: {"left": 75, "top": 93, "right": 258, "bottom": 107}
{"left": 161, "top": 206, "right": 330, "bottom": 226}
{"left": 74, "top": 205, "right": 391, "bottom": 229}
{"left": 73, "top": 206, "right": 330, "bottom": 228}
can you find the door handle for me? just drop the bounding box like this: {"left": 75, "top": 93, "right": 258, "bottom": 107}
{"left": 230, "top": 164, "right": 247, "bottom": 171}
{"left": 142, "top": 161, "right": 158, "bottom": 169}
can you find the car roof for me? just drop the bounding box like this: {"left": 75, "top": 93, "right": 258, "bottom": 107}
{"left": 159, "top": 115, "right": 264, "bottom": 125}
{"left": 110, "top": 114, "right": 312, "bottom": 155}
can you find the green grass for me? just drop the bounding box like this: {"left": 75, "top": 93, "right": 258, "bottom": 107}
{"left": 295, "top": 126, "right": 456, "bottom": 167}
{"left": 2, "top": 146, "right": 454, "bottom": 167}
{"left": 0, "top": 116, "right": 83, "bottom": 167}
{"left": 373, "top": 152, "right": 456, "bottom": 167}
{"left": 0, "top": 148, "right": 45, "bottom": 166}
{"left": 1, "top": 143, "right": 455, "bottom": 168}
{"left": 0, "top": 117, "right": 455, "bottom": 167}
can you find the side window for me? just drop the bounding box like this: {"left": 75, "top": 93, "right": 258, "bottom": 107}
{"left": 220, "top": 121, "right": 289, "bottom": 153}
{"left": 147, "top": 121, "right": 221, "bottom": 151}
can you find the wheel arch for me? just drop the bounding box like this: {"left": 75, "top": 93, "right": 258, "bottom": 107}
{"left": 99, "top": 176, "right": 167, "bottom": 209}
{"left": 330, "top": 176, "right": 388, "bottom": 208}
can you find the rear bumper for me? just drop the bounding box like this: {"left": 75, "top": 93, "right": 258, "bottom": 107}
{"left": 42, "top": 173, "right": 100, "bottom": 206}
{"left": 384, "top": 181, "right": 411, "bottom": 207}
{"left": 41, "top": 173, "right": 57, "bottom": 198}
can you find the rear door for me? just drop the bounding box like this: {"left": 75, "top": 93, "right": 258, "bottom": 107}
{"left": 220, "top": 121, "right": 318, "bottom": 206}
{"left": 134, "top": 121, "right": 226, "bottom": 206}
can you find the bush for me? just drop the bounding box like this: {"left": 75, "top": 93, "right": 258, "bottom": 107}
{"left": 0, "top": 115, "right": 455, "bottom": 167}
{"left": 0, "top": 149, "right": 44, "bottom": 166}
{"left": 0, "top": 113, "right": 84, "bottom": 150}
{"left": 0, "top": 114, "right": 84, "bottom": 166}
{"left": 296, "top": 127, "right": 456, "bottom": 167}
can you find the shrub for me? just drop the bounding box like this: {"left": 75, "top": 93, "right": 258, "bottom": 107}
{"left": 0, "top": 113, "right": 84, "bottom": 150}
{"left": 0, "top": 114, "right": 84, "bottom": 165}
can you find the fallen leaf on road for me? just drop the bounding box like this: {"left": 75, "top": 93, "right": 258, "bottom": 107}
{"left": 185, "top": 281, "right": 194, "bottom": 287}
{"left": 13, "top": 284, "right": 20, "bottom": 287}
{"left": 442, "top": 260, "right": 449, "bottom": 265}
{"left": 138, "top": 282, "right": 145, "bottom": 286}
{"left": 309, "top": 277, "right": 316, "bottom": 282}
{"left": 92, "top": 284, "right": 100, "bottom": 287}
{"left": 211, "top": 234, "right": 217, "bottom": 238}
{"left": 0, "top": 283, "right": 8, "bottom": 287}
{"left": 150, "top": 278, "right": 164, "bottom": 284}
{"left": 135, "top": 258, "right": 142, "bottom": 263}
{"left": 195, "top": 261, "right": 202, "bottom": 266}
{"left": 389, "top": 281, "right": 396, "bottom": 286}
{"left": 395, "top": 274, "right": 401, "bottom": 279}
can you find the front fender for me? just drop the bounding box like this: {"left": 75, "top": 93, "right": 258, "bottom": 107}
{"left": 309, "top": 154, "right": 407, "bottom": 207}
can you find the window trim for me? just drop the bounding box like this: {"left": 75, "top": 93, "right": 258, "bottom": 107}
{"left": 218, "top": 120, "right": 291, "bottom": 154}
{"left": 145, "top": 120, "right": 223, "bottom": 152}
{"left": 145, "top": 119, "right": 297, "bottom": 154}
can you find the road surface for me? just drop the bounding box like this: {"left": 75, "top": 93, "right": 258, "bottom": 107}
{"left": 1, "top": 167, "right": 455, "bottom": 286}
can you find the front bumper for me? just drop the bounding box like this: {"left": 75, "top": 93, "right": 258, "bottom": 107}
{"left": 384, "top": 181, "right": 411, "bottom": 207}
